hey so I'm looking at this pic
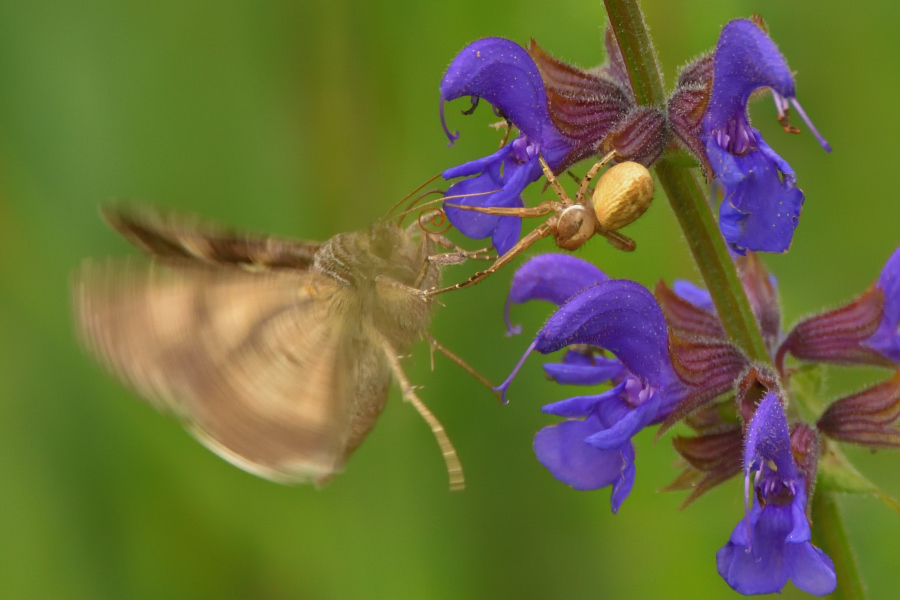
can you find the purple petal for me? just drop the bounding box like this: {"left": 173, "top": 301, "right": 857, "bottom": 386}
{"left": 533, "top": 416, "right": 626, "bottom": 491}
{"left": 610, "top": 442, "right": 636, "bottom": 513}
{"left": 442, "top": 144, "right": 512, "bottom": 180}
{"left": 508, "top": 254, "right": 609, "bottom": 308}
{"left": 701, "top": 19, "right": 828, "bottom": 255}
{"left": 442, "top": 160, "right": 528, "bottom": 255}
{"left": 704, "top": 20, "right": 795, "bottom": 131}
{"left": 542, "top": 356, "right": 625, "bottom": 386}
{"left": 441, "top": 38, "right": 549, "bottom": 142}
{"left": 534, "top": 280, "right": 668, "bottom": 385}
{"left": 586, "top": 393, "right": 660, "bottom": 450}
{"left": 710, "top": 133, "right": 804, "bottom": 254}
{"left": 785, "top": 543, "right": 837, "bottom": 596}
{"left": 867, "top": 245, "right": 900, "bottom": 361}
{"left": 541, "top": 382, "right": 627, "bottom": 418}
{"left": 672, "top": 280, "right": 715, "bottom": 313}
{"left": 718, "top": 503, "right": 793, "bottom": 595}
{"left": 491, "top": 209, "right": 523, "bottom": 258}
{"left": 718, "top": 497, "right": 835, "bottom": 597}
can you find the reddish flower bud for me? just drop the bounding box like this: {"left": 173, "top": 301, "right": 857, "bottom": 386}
{"left": 790, "top": 423, "right": 821, "bottom": 513}
{"left": 668, "top": 427, "right": 743, "bottom": 509}
{"left": 655, "top": 280, "right": 724, "bottom": 339}
{"left": 667, "top": 53, "right": 714, "bottom": 178}
{"left": 776, "top": 286, "right": 889, "bottom": 371}
{"left": 658, "top": 332, "right": 748, "bottom": 435}
{"left": 527, "top": 40, "right": 632, "bottom": 170}
{"left": 817, "top": 371, "right": 900, "bottom": 448}
{"left": 737, "top": 254, "right": 781, "bottom": 353}
{"left": 735, "top": 365, "right": 780, "bottom": 426}
{"left": 600, "top": 105, "right": 669, "bottom": 166}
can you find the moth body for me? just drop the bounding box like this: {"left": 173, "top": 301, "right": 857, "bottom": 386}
{"left": 74, "top": 207, "right": 451, "bottom": 488}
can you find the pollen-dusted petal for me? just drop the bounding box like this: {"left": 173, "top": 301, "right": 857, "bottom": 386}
{"left": 777, "top": 285, "right": 890, "bottom": 371}
{"left": 441, "top": 38, "right": 549, "bottom": 141}
{"left": 817, "top": 371, "right": 900, "bottom": 448}
{"left": 508, "top": 254, "right": 609, "bottom": 308}
{"left": 534, "top": 279, "right": 668, "bottom": 385}
{"left": 533, "top": 416, "right": 627, "bottom": 491}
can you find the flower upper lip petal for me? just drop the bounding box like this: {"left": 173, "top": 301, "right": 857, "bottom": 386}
{"left": 440, "top": 37, "right": 550, "bottom": 142}
{"left": 535, "top": 279, "right": 668, "bottom": 386}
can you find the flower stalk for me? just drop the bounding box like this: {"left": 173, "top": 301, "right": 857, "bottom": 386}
{"left": 603, "top": 0, "right": 863, "bottom": 596}
{"left": 603, "top": 0, "right": 769, "bottom": 364}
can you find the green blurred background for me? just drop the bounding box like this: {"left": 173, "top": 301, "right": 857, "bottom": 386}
{"left": 0, "top": 1, "right": 897, "bottom": 598}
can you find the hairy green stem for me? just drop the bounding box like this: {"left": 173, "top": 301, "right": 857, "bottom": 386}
{"left": 812, "top": 492, "right": 866, "bottom": 599}
{"left": 603, "top": 1, "right": 864, "bottom": 596}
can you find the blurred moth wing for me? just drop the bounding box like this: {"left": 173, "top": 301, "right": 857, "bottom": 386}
{"left": 73, "top": 205, "right": 445, "bottom": 486}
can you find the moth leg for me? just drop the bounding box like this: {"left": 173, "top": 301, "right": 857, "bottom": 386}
{"left": 376, "top": 332, "right": 465, "bottom": 492}
{"left": 575, "top": 150, "right": 619, "bottom": 205}
{"left": 413, "top": 250, "right": 483, "bottom": 289}
{"left": 423, "top": 221, "right": 554, "bottom": 297}
{"left": 426, "top": 333, "right": 501, "bottom": 403}
{"left": 426, "top": 233, "right": 495, "bottom": 261}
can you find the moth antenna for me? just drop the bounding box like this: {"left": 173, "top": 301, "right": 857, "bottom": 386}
{"left": 426, "top": 333, "right": 502, "bottom": 403}
{"left": 377, "top": 332, "right": 465, "bottom": 491}
{"left": 417, "top": 208, "right": 453, "bottom": 235}
{"left": 394, "top": 197, "right": 451, "bottom": 223}
{"left": 383, "top": 172, "right": 443, "bottom": 220}
{"left": 396, "top": 189, "right": 444, "bottom": 226}
{"left": 392, "top": 189, "right": 500, "bottom": 224}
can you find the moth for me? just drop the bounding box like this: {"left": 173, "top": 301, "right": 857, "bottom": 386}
{"left": 73, "top": 204, "right": 492, "bottom": 491}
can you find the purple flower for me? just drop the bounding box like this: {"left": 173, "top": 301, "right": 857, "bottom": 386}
{"left": 703, "top": 19, "right": 830, "bottom": 255}
{"left": 499, "top": 254, "right": 677, "bottom": 512}
{"left": 777, "top": 244, "right": 900, "bottom": 369}
{"left": 717, "top": 393, "right": 836, "bottom": 596}
{"left": 865, "top": 245, "right": 900, "bottom": 361}
{"left": 439, "top": 38, "right": 576, "bottom": 255}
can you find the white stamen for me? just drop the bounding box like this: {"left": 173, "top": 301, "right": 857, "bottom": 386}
{"left": 790, "top": 98, "right": 832, "bottom": 152}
